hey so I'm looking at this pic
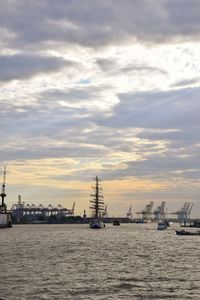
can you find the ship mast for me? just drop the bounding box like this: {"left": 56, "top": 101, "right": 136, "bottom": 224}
{"left": 0, "top": 166, "right": 7, "bottom": 212}
{"left": 90, "top": 176, "right": 105, "bottom": 218}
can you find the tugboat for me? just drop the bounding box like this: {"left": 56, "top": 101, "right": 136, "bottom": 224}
{"left": 0, "top": 166, "right": 12, "bottom": 228}
{"left": 89, "top": 176, "right": 105, "bottom": 229}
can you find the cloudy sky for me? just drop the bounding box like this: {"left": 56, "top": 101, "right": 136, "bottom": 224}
{"left": 1, "top": 0, "right": 200, "bottom": 217}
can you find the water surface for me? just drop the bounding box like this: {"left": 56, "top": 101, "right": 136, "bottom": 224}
{"left": 0, "top": 223, "right": 200, "bottom": 299}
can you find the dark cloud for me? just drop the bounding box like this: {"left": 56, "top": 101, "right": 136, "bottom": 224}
{"left": 172, "top": 77, "right": 200, "bottom": 88}
{"left": 97, "top": 149, "right": 200, "bottom": 182}
{"left": 96, "top": 58, "right": 118, "bottom": 72}
{"left": 0, "top": 143, "right": 107, "bottom": 161}
{"left": 0, "top": 99, "right": 90, "bottom": 140}
{"left": 0, "top": 85, "right": 199, "bottom": 169}
{"left": 96, "top": 58, "right": 167, "bottom": 75}
{"left": 40, "top": 87, "right": 102, "bottom": 103}
{"left": 127, "top": 154, "right": 200, "bottom": 178}
{"left": 95, "top": 87, "right": 200, "bottom": 129}
{"left": 138, "top": 129, "right": 200, "bottom": 146}
{"left": 0, "top": 54, "right": 72, "bottom": 81}
{"left": 1, "top": 0, "right": 200, "bottom": 50}
{"left": 121, "top": 65, "right": 167, "bottom": 75}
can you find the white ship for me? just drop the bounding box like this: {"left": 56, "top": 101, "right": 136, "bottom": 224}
{"left": 0, "top": 166, "right": 12, "bottom": 228}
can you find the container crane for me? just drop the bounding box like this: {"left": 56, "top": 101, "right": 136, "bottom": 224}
{"left": 153, "top": 201, "right": 166, "bottom": 220}
{"left": 136, "top": 201, "right": 154, "bottom": 221}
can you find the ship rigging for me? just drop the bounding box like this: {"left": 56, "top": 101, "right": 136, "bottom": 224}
{"left": 89, "top": 176, "right": 105, "bottom": 229}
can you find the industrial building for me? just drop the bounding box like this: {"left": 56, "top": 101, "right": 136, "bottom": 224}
{"left": 11, "top": 195, "right": 75, "bottom": 223}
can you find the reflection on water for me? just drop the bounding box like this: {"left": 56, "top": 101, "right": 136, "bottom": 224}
{"left": 0, "top": 224, "right": 200, "bottom": 299}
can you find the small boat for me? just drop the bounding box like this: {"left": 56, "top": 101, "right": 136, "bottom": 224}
{"left": 0, "top": 166, "right": 12, "bottom": 228}
{"left": 157, "top": 220, "right": 170, "bottom": 230}
{"left": 132, "top": 218, "right": 146, "bottom": 224}
{"left": 113, "top": 219, "right": 120, "bottom": 226}
{"left": 175, "top": 230, "right": 200, "bottom": 236}
{"left": 90, "top": 218, "right": 104, "bottom": 229}
{"left": 89, "top": 176, "right": 105, "bottom": 229}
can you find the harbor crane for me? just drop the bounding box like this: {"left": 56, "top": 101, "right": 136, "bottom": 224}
{"left": 153, "top": 201, "right": 166, "bottom": 220}
{"left": 136, "top": 201, "right": 154, "bottom": 221}
{"left": 0, "top": 166, "right": 7, "bottom": 213}
{"left": 171, "top": 202, "right": 193, "bottom": 224}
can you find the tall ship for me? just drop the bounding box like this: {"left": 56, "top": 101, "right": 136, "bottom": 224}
{"left": 89, "top": 176, "right": 105, "bottom": 229}
{"left": 0, "top": 166, "right": 12, "bottom": 228}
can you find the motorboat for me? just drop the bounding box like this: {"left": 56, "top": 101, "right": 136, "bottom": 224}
{"left": 90, "top": 218, "right": 104, "bottom": 229}
{"left": 113, "top": 219, "right": 120, "bottom": 226}
{"left": 175, "top": 230, "right": 200, "bottom": 236}
{"left": 157, "top": 220, "right": 170, "bottom": 230}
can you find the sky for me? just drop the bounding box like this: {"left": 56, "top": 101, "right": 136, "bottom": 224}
{"left": 0, "top": 0, "right": 200, "bottom": 217}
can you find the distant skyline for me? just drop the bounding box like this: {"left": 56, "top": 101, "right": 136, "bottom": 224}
{"left": 1, "top": 0, "right": 200, "bottom": 217}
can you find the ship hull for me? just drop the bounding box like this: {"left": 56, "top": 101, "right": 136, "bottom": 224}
{"left": 0, "top": 213, "right": 12, "bottom": 228}
{"left": 90, "top": 218, "right": 104, "bottom": 229}
{"left": 176, "top": 230, "right": 200, "bottom": 236}
{"left": 157, "top": 220, "right": 170, "bottom": 230}
{"left": 113, "top": 219, "right": 120, "bottom": 226}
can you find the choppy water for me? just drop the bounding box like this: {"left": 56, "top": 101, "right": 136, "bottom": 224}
{"left": 0, "top": 223, "right": 200, "bottom": 300}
